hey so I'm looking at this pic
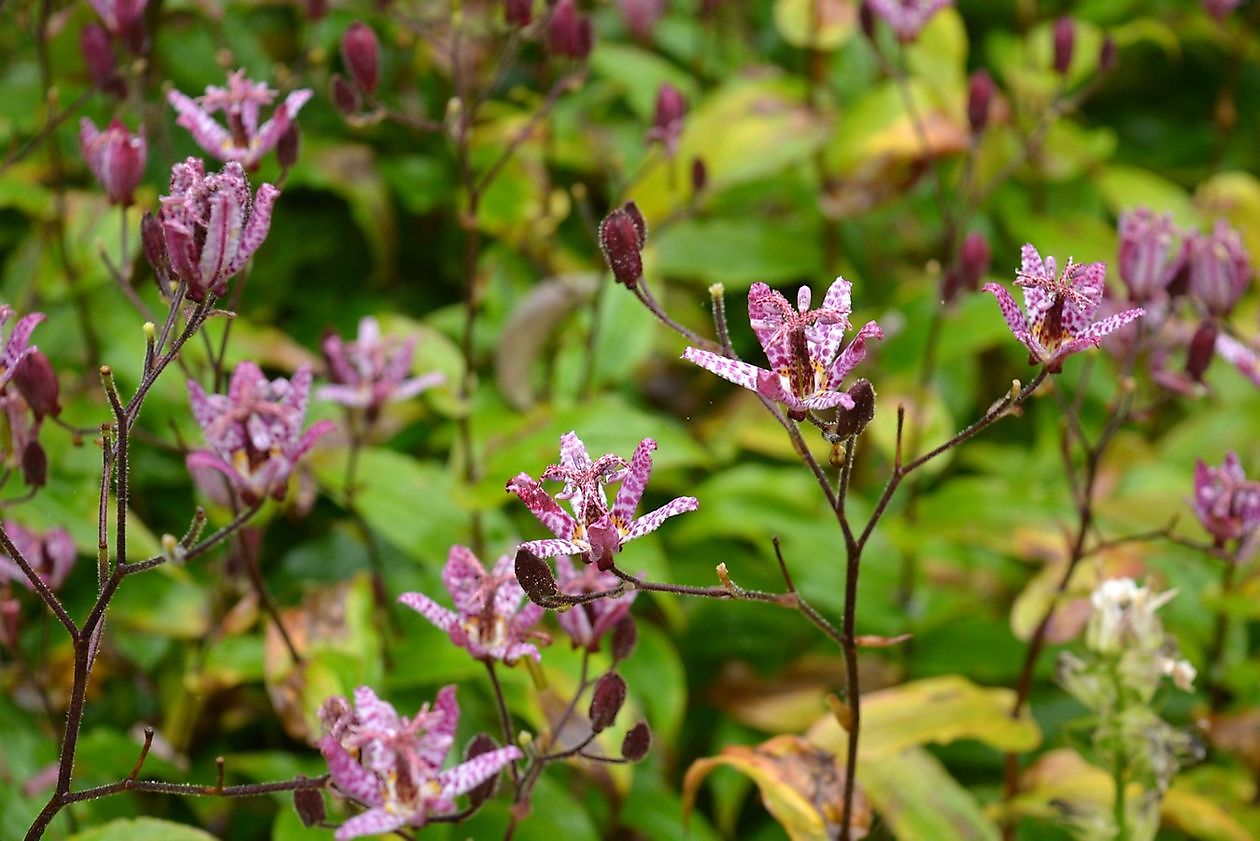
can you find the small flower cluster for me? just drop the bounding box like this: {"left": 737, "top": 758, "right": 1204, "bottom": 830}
{"left": 1192, "top": 452, "right": 1260, "bottom": 545}
{"left": 168, "top": 70, "right": 311, "bottom": 171}
{"left": 0, "top": 522, "right": 76, "bottom": 649}
{"left": 319, "top": 317, "right": 444, "bottom": 422}
{"left": 0, "top": 306, "right": 59, "bottom": 489}
{"left": 319, "top": 686, "right": 521, "bottom": 839}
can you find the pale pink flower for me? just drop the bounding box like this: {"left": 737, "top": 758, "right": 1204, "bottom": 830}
{"left": 168, "top": 70, "right": 312, "bottom": 170}
{"left": 319, "top": 317, "right": 444, "bottom": 420}
{"left": 553, "top": 555, "right": 637, "bottom": 651}
{"left": 0, "top": 522, "right": 76, "bottom": 591}
{"left": 80, "top": 118, "right": 146, "bottom": 206}
{"left": 866, "top": 0, "right": 953, "bottom": 41}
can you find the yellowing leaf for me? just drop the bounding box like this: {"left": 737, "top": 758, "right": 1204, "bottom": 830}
{"left": 1196, "top": 171, "right": 1260, "bottom": 260}
{"left": 773, "top": 0, "right": 858, "bottom": 50}
{"left": 862, "top": 748, "right": 1000, "bottom": 841}
{"left": 683, "top": 735, "right": 870, "bottom": 841}
{"left": 1163, "top": 787, "right": 1256, "bottom": 841}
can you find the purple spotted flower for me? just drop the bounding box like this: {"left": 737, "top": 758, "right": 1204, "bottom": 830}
{"left": 0, "top": 306, "right": 43, "bottom": 392}
{"left": 158, "top": 157, "right": 279, "bottom": 301}
{"left": 1216, "top": 332, "right": 1260, "bottom": 388}
{"left": 88, "top": 0, "right": 148, "bottom": 46}
{"left": 1117, "top": 208, "right": 1186, "bottom": 303}
{"left": 1192, "top": 453, "right": 1260, "bottom": 544}
{"left": 553, "top": 555, "right": 637, "bottom": 651}
{"left": 168, "top": 70, "right": 312, "bottom": 171}
{"left": 984, "top": 245, "right": 1145, "bottom": 372}
{"left": 79, "top": 118, "right": 146, "bottom": 206}
{"left": 0, "top": 522, "right": 76, "bottom": 592}
{"left": 508, "top": 432, "right": 698, "bottom": 571}
{"left": 1186, "top": 221, "right": 1252, "bottom": 316}
{"left": 866, "top": 0, "right": 953, "bottom": 41}
{"left": 318, "top": 317, "right": 444, "bottom": 421}
{"left": 186, "top": 362, "right": 334, "bottom": 507}
{"left": 683, "top": 279, "right": 883, "bottom": 420}
{"left": 319, "top": 685, "right": 521, "bottom": 840}
{"left": 398, "top": 546, "right": 545, "bottom": 662}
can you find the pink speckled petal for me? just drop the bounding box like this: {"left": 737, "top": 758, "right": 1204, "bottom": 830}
{"left": 624, "top": 496, "right": 698, "bottom": 541}
{"left": 438, "top": 746, "right": 523, "bottom": 798}
{"left": 612, "top": 438, "right": 656, "bottom": 528}
{"left": 507, "top": 473, "right": 577, "bottom": 539}
{"left": 397, "top": 592, "right": 458, "bottom": 633}
{"left": 983, "top": 283, "right": 1033, "bottom": 351}
{"left": 168, "top": 90, "right": 234, "bottom": 161}
{"left": 443, "top": 545, "right": 487, "bottom": 613}
{"left": 520, "top": 538, "right": 589, "bottom": 559}
{"left": 826, "top": 320, "right": 883, "bottom": 389}
{"left": 334, "top": 807, "right": 408, "bottom": 840}
{"left": 683, "top": 347, "right": 766, "bottom": 392}
{"left": 320, "top": 736, "right": 383, "bottom": 807}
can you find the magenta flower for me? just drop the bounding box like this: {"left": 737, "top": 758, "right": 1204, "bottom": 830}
{"left": 866, "top": 0, "right": 953, "bottom": 41}
{"left": 159, "top": 157, "right": 279, "bottom": 301}
{"left": 1187, "top": 221, "right": 1252, "bottom": 316}
{"left": 319, "top": 685, "right": 521, "bottom": 840}
{"left": 1117, "top": 208, "right": 1185, "bottom": 303}
{"left": 398, "top": 546, "right": 545, "bottom": 662}
{"left": 80, "top": 118, "right": 146, "bottom": 206}
{"left": 646, "top": 83, "right": 686, "bottom": 156}
{"left": 318, "top": 317, "right": 444, "bottom": 420}
{"left": 553, "top": 555, "right": 637, "bottom": 651}
{"left": 1192, "top": 453, "right": 1260, "bottom": 544}
{"left": 507, "top": 432, "right": 698, "bottom": 570}
{"left": 0, "top": 522, "right": 76, "bottom": 592}
{"left": 0, "top": 306, "right": 44, "bottom": 392}
{"left": 186, "top": 362, "right": 334, "bottom": 507}
{"left": 984, "top": 245, "right": 1145, "bottom": 372}
{"left": 88, "top": 0, "right": 147, "bottom": 43}
{"left": 683, "top": 279, "right": 883, "bottom": 419}
{"left": 1216, "top": 332, "right": 1260, "bottom": 388}
{"left": 168, "top": 70, "right": 312, "bottom": 170}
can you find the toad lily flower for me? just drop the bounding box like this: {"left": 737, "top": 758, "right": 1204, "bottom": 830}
{"left": 683, "top": 279, "right": 883, "bottom": 420}
{"left": 984, "top": 245, "right": 1144, "bottom": 372}
{"left": 0, "top": 306, "right": 44, "bottom": 392}
{"left": 866, "top": 0, "right": 953, "bottom": 42}
{"left": 398, "top": 546, "right": 545, "bottom": 662}
{"left": 318, "top": 317, "right": 444, "bottom": 421}
{"left": 1192, "top": 452, "right": 1260, "bottom": 544}
{"left": 553, "top": 555, "right": 637, "bottom": 652}
{"left": 159, "top": 158, "right": 279, "bottom": 301}
{"left": 186, "top": 362, "right": 334, "bottom": 507}
{"left": 507, "top": 432, "right": 698, "bottom": 571}
{"left": 319, "top": 685, "right": 521, "bottom": 840}
{"left": 0, "top": 522, "right": 76, "bottom": 592}
{"left": 168, "top": 70, "right": 312, "bottom": 170}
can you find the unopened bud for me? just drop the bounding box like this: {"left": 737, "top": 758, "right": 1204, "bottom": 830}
{"left": 505, "top": 0, "right": 532, "bottom": 27}
{"left": 1098, "top": 36, "right": 1117, "bottom": 73}
{"left": 967, "top": 70, "right": 995, "bottom": 135}
{"left": 958, "top": 230, "right": 991, "bottom": 291}
{"left": 330, "top": 74, "right": 361, "bottom": 116}
{"left": 277, "top": 122, "right": 300, "bottom": 168}
{"left": 611, "top": 616, "right": 638, "bottom": 662}
{"left": 342, "top": 22, "right": 380, "bottom": 94}
{"left": 589, "top": 672, "right": 627, "bottom": 733}
{"left": 464, "top": 734, "right": 502, "bottom": 807}
{"left": 621, "top": 721, "right": 651, "bottom": 760}
{"left": 1052, "top": 17, "right": 1075, "bottom": 74}
{"left": 833, "top": 379, "right": 876, "bottom": 439}
{"left": 599, "top": 203, "right": 647, "bottom": 288}
{"left": 548, "top": 0, "right": 593, "bottom": 60}
{"left": 515, "top": 547, "right": 559, "bottom": 606}
{"left": 81, "top": 24, "right": 120, "bottom": 95}
{"left": 648, "top": 83, "right": 686, "bottom": 153}
{"left": 858, "top": 1, "right": 876, "bottom": 41}
{"left": 304, "top": 0, "right": 329, "bottom": 20}
{"left": 13, "top": 351, "right": 61, "bottom": 419}
{"left": 143, "top": 321, "right": 156, "bottom": 340}
{"left": 161, "top": 533, "right": 186, "bottom": 566}
{"left": 21, "top": 441, "right": 48, "bottom": 488}
{"left": 1186, "top": 321, "right": 1218, "bottom": 383}
{"left": 292, "top": 786, "right": 326, "bottom": 827}
{"left": 140, "top": 212, "right": 167, "bottom": 280}
{"left": 691, "top": 157, "right": 707, "bottom": 194}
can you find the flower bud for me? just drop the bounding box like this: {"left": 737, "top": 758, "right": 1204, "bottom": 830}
{"left": 833, "top": 378, "right": 876, "bottom": 439}
{"left": 858, "top": 1, "right": 876, "bottom": 41}
{"left": 967, "top": 70, "right": 995, "bottom": 135}
{"left": 464, "top": 734, "right": 502, "bottom": 807}
{"left": 548, "top": 0, "right": 593, "bottom": 60}
{"left": 277, "top": 122, "right": 300, "bottom": 169}
{"left": 618, "top": 0, "right": 664, "bottom": 41}
{"left": 13, "top": 351, "right": 61, "bottom": 419}
{"left": 81, "top": 24, "right": 121, "bottom": 97}
{"left": 621, "top": 721, "right": 651, "bottom": 760}
{"left": 1118, "top": 208, "right": 1184, "bottom": 303}
{"left": 1188, "top": 221, "right": 1252, "bottom": 316}
{"left": 647, "top": 83, "right": 686, "bottom": 154}
{"left": 292, "top": 786, "right": 326, "bottom": 827}
{"left": 691, "top": 157, "right": 707, "bottom": 194}
{"left": 1185, "top": 320, "right": 1218, "bottom": 383}
{"left": 959, "top": 230, "right": 991, "bottom": 291}
{"left": 589, "top": 672, "right": 627, "bottom": 733}
{"left": 505, "top": 0, "right": 532, "bottom": 26}
{"left": 611, "top": 615, "right": 637, "bottom": 662}
{"left": 599, "top": 203, "right": 647, "bottom": 288}
{"left": 140, "top": 211, "right": 168, "bottom": 280}
{"left": 1052, "top": 17, "right": 1075, "bottom": 74}
{"left": 515, "top": 547, "right": 560, "bottom": 606}
{"left": 22, "top": 441, "right": 48, "bottom": 488}
{"left": 342, "top": 22, "right": 381, "bottom": 94}
{"left": 79, "top": 118, "right": 146, "bottom": 206}
{"left": 1099, "top": 35, "right": 1117, "bottom": 73}
{"left": 304, "top": 0, "right": 329, "bottom": 21}
{"left": 330, "top": 74, "right": 361, "bottom": 116}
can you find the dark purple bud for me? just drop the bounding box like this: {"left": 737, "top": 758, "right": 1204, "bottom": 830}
{"left": 464, "top": 734, "right": 502, "bottom": 807}
{"left": 13, "top": 351, "right": 61, "bottom": 419}
{"left": 277, "top": 122, "right": 301, "bottom": 169}
{"left": 0, "top": 597, "right": 18, "bottom": 649}
{"left": 305, "top": 0, "right": 329, "bottom": 20}
{"left": 1186, "top": 321, "right": 1219, "bottom": 383}
{"left": 589, "top": 672, "right": 627, "bottom": 733}
{"left": 515, "top": 547, "right": 560, "bottom": 606}
{"left": 81, "top": 24, "right": 118, "bottom": 92}
{"left": 22, "top": 441, "right": 48, "bottom": 489}
{"left": 599, "top": 203, "right": 646, "bottom": 288}
{"left": 330, "top": 74, "right": 361, "bottom": 116}
{"left": 648, "top": 83, "right": 687, "bottom": 153}
{"left": 967, "top": 71, "right": 995, "bottom": 135}
{"left": 505, "top": 0, "right": 532, "bottom": 26}
{"left": 548, "top": 0, "right": 593, "bottom": 60}
{"left": 1099, "top": 36, "right": 1117, "bottom": 73}
{"left": 959, "top": 230, "right": 991, "bottom": 291}
{"left": 1053, "top": 17, "right": 1075, "bottom": 74}
{"left": 691, "top": 157, "right": 707, "bottom": 194}
{"left": 858, "top": 1, "right": 876, "bottom": 41}
{"left": 611, "top": 615, "right": 637, "bottom": 662}
{"left": 1166, "top": 259, "right": 1191, "bottom": 299}
{"left": 834, "top": 378, "right": 876, "bottom": 439}
{"left": 617, "top": 0, "right": 664, "bottom": 41}
{"left": 621, "top": 721, "right": 651, "bottom": 760}
{"left": 292, "top": 786, "right": 326, "bottom": 828}
{"left": 342, "top": 22, "right": 381, "bottom": 95}
{"left": 140, "top": 211, "right": 168, "bottom": 280}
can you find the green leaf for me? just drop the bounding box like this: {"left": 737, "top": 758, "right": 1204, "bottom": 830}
{"left": 653, "top": 215, "right": 824, "bottom": 288}
{"left": 68, "top": 817, "right": 219, "bottom": 841}
{"left": 773, "top": 0, "right": 859, "bottom": 51}
{"left": 860, "top": 748, "right": 1000, "bottom": 841}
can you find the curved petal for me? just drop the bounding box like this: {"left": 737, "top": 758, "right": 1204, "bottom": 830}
{"left": 682, "top": 348, "right": 766, "bottom": 393}
{"left": 611, "top": 438, "right": 656, "bottom": 528}
{"left": 826, "top": 320, "right": 883, "bottom": 388}
{"left": 168, "top": 90, "right": 233, "bottom": 160}
{"left": 443, "top": 545, "right": 487, "bottom": 613}
{"left": 225, "top": 182, "right": 279, "bottom": 276}
{"left": 520, "top": 538, "right": 588, "bottom": 559}
{"left": 624, "top": 496, "right": 698, "bottom": 541}
{"left": 747, "top": 282, "right": 794, "bottom": 372}
{"left": 320, "top": 736, "right": 383, "bottom": 807}
{"left": 983, "top": 283, "right": 1033, "bottom": 349}
{"left": 397, "top": 592, "right": 458, "bottom": 633}
{"left": 334, "top": 808, "right": 408, "bottom": 840}
{"left": 507, "top": 473, "right": 577, "bottom": 539}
